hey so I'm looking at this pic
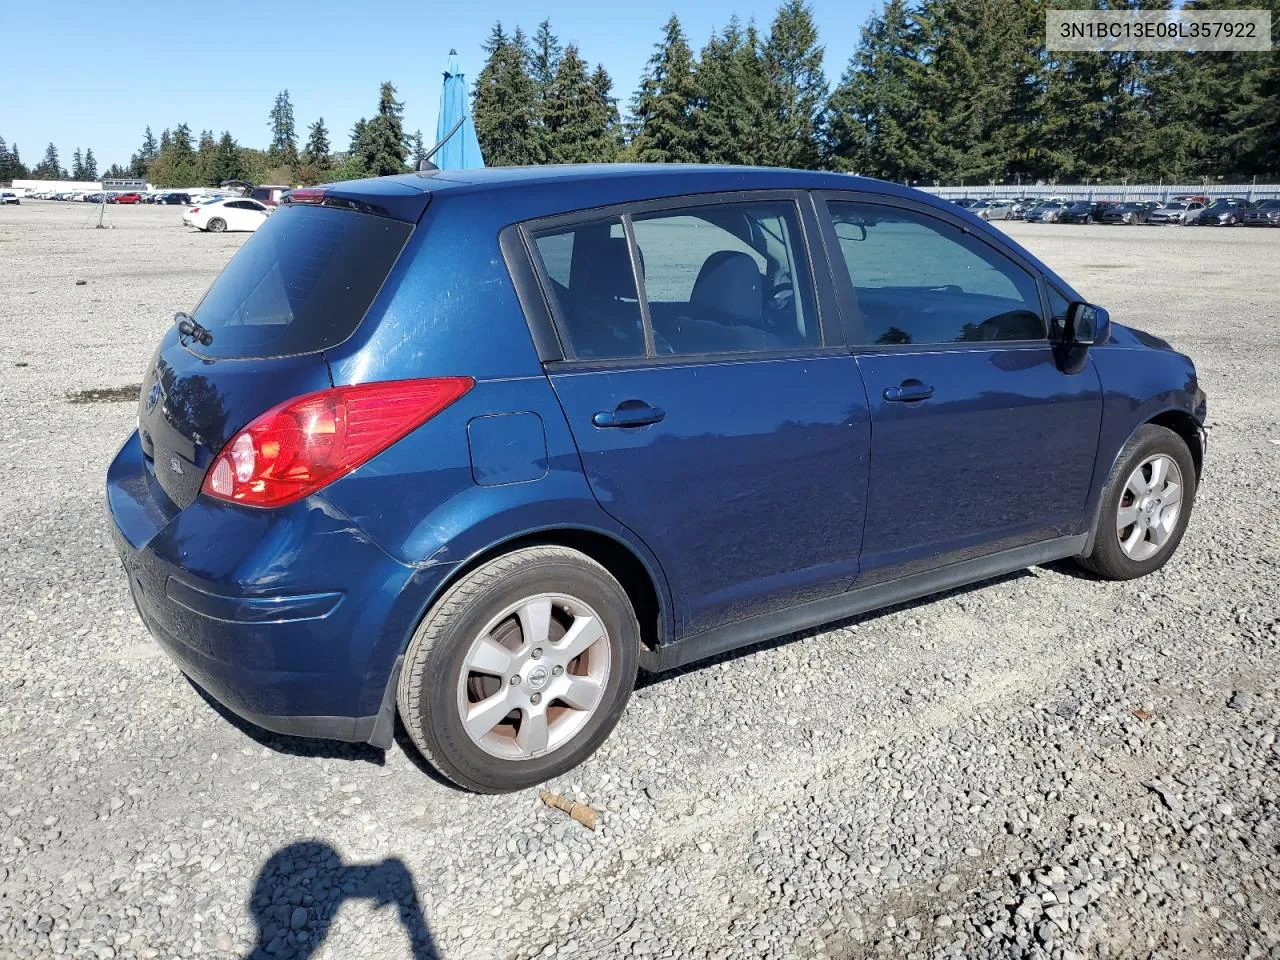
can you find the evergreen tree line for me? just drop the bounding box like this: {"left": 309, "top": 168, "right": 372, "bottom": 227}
{"left": 474, "top": 0, "right": 1280, "bottom": 182}
{"left": 7, "top": 1, "right": 1276, "bottom": 189}
{"left": 0, "top": 141, "right": 99, "bottom": 181}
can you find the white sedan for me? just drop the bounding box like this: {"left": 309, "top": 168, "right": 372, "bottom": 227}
{"left": 183, "top": 198, "right": 270, "bottom": 233}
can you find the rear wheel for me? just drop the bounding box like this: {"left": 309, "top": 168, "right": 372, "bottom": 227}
{"left": 206, "top": 217, "right": 227, "bottom": 233}
{"left": 397, "top": 546, "right": 640, "bottom": 793}
{"left": 1077, "top": 424, "right": 1197, "bottom": 580}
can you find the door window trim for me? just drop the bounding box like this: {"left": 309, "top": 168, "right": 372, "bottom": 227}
{"left": 514, "top": 190, "right": 842, "bottom": 370}
{"left": 815, "top": 191, "right": 1052, "bottom": 353}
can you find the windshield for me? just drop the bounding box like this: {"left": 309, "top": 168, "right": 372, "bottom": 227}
{"left": 190, "top": 205, "right": 413, "bottom": 359}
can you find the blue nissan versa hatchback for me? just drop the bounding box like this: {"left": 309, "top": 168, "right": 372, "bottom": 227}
{"left": 108, "top": 166, "right": 1207, "bottom": 792}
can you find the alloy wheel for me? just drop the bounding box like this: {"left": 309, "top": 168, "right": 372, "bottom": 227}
{"left": 1116, "top": 454, "right": 1184, "bottom": 561}
{"left": 456, "top": 593, "right": 612, "bottom": 761}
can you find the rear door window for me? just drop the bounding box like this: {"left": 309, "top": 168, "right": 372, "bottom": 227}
{"left": 630, "top": 201, "right": 818, "bottom": 354}
{"left": 531, "top": 217, "right": 646, "bottom": 360}
{"left": 190, "top": 205, "right": 412, "bottom": 359}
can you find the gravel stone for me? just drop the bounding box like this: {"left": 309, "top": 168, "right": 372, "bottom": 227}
{"left": 1, "top": 204, "right": 1278, "bottom": 959}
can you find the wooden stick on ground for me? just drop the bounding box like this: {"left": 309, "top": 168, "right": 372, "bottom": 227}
{"left": 539, "top": 790, "right": 600, "bottom": 831}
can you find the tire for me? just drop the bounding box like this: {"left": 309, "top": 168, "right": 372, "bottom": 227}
{"left": 397, "top": 546, "right": 640, "bottom": 793}
{"left": 1085, "top": 215, "right": 1094, "bottom": 224}
{"left": 206, "top": 217, "right": 226, "bottom": 233}
{"left": 1077, "top": 424, "right": 1197, "bottom": 581}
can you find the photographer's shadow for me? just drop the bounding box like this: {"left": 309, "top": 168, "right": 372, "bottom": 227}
{"left": 247, "top": 841, "right": 439, "bottom": 959}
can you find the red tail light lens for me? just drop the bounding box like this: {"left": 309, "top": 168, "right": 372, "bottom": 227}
{"left": 202, "top": 378, "right": 474, "bottom": 508}
{"left": 189, "top": 207, "right": 200, "bottom": 214}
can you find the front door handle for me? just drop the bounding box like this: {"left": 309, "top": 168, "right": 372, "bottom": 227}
{"left": 883, "top": 381, "right": 935, "bottom": 403}
{"left": 592, "top": 401, "right": 666, "bottom": 428}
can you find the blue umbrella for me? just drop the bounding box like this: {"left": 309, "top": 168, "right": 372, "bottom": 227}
{"left": 432, "top": 49, "right": 484, "bottom": 170}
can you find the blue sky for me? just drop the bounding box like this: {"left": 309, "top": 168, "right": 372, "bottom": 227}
{"left": 1, "top": 0, "right": 877, "bottom": 171}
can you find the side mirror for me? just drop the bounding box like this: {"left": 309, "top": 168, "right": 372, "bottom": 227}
{"left": 1067, "top": 302, "right": 1111, "bottom": 346}
{"left": 835, "top": 223, "right": 867, "bottom": 243}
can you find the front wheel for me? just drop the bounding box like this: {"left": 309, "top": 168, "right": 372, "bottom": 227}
{"left": 206, "top": 217, "right": 226, "bottom": 233}
{"left": 397, "top": 546, "right": 640, "bottom": 793}
{"left": 1085, "top": 215, "right": 1094, "bottom": 224}
{"left": 1077, "top": 424, "right": 1197, "bottom": 580}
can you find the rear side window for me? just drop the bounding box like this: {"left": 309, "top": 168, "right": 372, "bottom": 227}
{"left": 630, "top": 201, "right": 818, "bottom": 354}
{"left": 190, "top": 205, "right": 412, "bottom": 359}
{"left": 531, "top": 217, "right": 645, "bottom": 360}
{"left": 529, "top": 198, "right": 819, "bottom": 360}
{"left": 828, "top": 201, "right": 1044, "bottom": 346}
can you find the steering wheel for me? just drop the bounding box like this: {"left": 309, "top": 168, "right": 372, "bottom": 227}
{"left": 762, "top": 281, "right": 795, "bottom": 329}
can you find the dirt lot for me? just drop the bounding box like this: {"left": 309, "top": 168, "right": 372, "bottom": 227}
{"left": 1, "top": 200, "right": 1278, "bottom": 959}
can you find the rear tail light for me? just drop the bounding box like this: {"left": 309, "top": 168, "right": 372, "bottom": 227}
{"left": 202, "top": 378, "right": 474, "bottom": 508}
{"left": 189, "top": 207, "right": 200, "bottom": 214}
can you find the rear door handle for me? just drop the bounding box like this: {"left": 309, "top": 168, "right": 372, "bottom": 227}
{"left": 592, "top": 401, "right": 666, "bottom": 428}
{"left": 883, "top": 382, "right": 934, "bottom": 403}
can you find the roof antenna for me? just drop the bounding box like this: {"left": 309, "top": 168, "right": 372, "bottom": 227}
{"left": 418, "top": 115, "right": 466, "bottom": 173}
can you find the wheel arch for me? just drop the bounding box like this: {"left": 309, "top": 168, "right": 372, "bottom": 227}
{"left": 1082, "top": 406, "right": 1204, "bottom": 554}
{"left": 1146, "top": 409, "right": 1203, "bottom": 480}
{"left": 414, "top": 526, "right": 671, "bottom": 656}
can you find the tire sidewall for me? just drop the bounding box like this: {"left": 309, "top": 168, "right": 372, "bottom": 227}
{"left": 1091, "top": 425, "right": 1197, "bottom": 579}
{"left": 208, "top": 218, "right": 225, "bottom": 232}
{"left": 407, "top": 556, "right": 639, "bottom": 793}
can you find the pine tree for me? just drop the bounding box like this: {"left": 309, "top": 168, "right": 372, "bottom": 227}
{"left": 71, "top": 148, "right": 85, "bottom": 180}
{"left": 104, "top": 163, "right": 128, "bottom": 179}
{"left": 34, "top": 142, "right": 65, "bottom": 180}
{"left": 0, "top": 137, "right": 9, "bottom": 182}
{"left": 359, "top": 82, "right": 408, "bottom": 176}
{"left": 630, "top": 15, "right": 702, "bottom": 163}
{"left": 532, "top": 20, "right": 563, "bottom": 97}
{"left": 762, "top": 0, "right": 828, "bottom": 169}
{"left": 298, "top": 118, "right": 332, "bottom": 185}
{"left": 206, "top": 132, "right": 247, "bottom": 186}
{"left": 824, "top": 0, "right": 929, "bottom": 179}
{"left": 543, "top": 45, "right": 622, "bottom": 163}
{"left": 590, "top": 65, "right": 624, "bottom": 161}
{"left": 268, "top": 89, "right": 299, "bottom": 169}
{"left": 129, "top": 127, "right": 159, "bottom": 178}
{"left": 474, "top": 23, "right": 542, "bottom": 165}
{"left": 695, "top": 18, "right": 771, "bottom": 165}
{"left": 83, "top": 148, "right": 98, "bottom": 180}
{"left": 8, "top": 143, "right": 26, "bottom": 180}
{"left": 147, "top": 123, "right": 199, "bottom": 187}
{"left": 409, "top": 129, "right": 427, "bottom": 169}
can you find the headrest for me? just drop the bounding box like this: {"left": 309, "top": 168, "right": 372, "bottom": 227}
{"left": 569, "top": 237, "right": 638, "bottom": 301}
{"left": 690, "top": 251, "right": 762, "bottom": 326}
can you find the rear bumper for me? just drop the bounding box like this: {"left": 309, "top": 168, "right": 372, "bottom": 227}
{"left": 108, "top": 430, "right": 455, "bottom": 747}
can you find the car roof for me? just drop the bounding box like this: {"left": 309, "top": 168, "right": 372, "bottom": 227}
{"left": 327, "top": 164, "right": 963, "bottom": 219}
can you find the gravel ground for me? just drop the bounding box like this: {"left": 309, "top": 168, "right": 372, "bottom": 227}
{"left": 1, "top": 201, "right": 1278, "bottom": 960}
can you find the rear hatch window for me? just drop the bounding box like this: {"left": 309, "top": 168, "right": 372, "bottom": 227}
{"left": 189, "top": 204, "right": 413, "bottom": 359}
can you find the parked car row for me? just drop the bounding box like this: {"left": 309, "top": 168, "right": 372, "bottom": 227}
{"left": 954, "top": 195, "right": 1280, "bottom": 226}
{"left": 27, "top": 190, "right": 226, "bottom": 205}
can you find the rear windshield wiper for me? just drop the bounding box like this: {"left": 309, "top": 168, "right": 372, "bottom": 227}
{"left": 175, "top": 311, "right": 213, "bottom": 346}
